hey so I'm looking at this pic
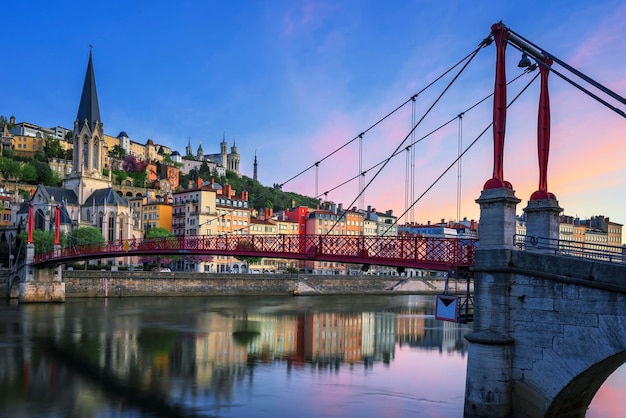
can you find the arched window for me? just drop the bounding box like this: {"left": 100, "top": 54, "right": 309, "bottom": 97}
{"left": 83, "top": 136, "right": 89, "bottom": 170}
{"left": 93, "top": 138, "right": 99, "bottom": 170}
{"left": 108, "top": 213, "right": 116, "bottom": 242}
{"left": 118, "top": 213, "right": 125, "bottom": 240}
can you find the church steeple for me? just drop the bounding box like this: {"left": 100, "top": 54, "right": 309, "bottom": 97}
{"left": 76, "top": 48, "right": 102, "bottom": 135}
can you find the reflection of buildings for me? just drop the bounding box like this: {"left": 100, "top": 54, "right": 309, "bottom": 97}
{"left": 303, "top": 312, "right": 364, "bottom": 365}
{"left": 0, "top": 300, "right": 473, "bottom": 415}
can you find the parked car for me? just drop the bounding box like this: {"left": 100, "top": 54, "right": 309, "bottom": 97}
{"left": 159, "top": 268, "right": 171, "bottom": 272}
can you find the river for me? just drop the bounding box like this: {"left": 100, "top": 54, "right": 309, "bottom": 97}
{"left": 0, "top": 295, "right": 623, "bottom": 417}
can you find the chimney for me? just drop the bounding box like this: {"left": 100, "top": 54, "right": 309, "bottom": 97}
{"left": 197, "top": 178, "right": 203, "bottom": 188}
{"left": 367, "top": 205, "right": 371, "bottom": 212}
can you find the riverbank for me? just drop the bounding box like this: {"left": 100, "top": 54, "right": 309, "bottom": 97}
{"left": 1, "top": 269, "right": 471, "bottom": 298}
{"left": 64, "top": 271, "right": 470, "bottom": 297}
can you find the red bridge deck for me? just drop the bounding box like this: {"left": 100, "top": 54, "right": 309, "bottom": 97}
{"left": 33, "top": 234, "right": 477, "bottom": 271}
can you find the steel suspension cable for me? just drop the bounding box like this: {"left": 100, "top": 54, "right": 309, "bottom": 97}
{"left": 275, "top": 45, "right": 487, "bottom": 191}
{"left": 309, "top": 69, "right": 533, "bottom": 202}
{"left": 220, "top": 45, "right": 490, "bottom": 236}
{"left": 324, "top": 44, "right": 485, "bottom": 236}
{"left": 506, "top": 42, "right": 626, "bottom": 119}
{"left": 382, "top": 71, "right": 540, "bottom": 235}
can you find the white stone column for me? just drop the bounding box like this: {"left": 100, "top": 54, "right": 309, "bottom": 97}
{"left": 475, "top": 187, "right": 521, "bottom": 249}
{"left": 523, "top": 198, "right": 562, "bottom": 253}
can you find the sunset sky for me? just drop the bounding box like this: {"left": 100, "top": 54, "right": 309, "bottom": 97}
{"left": 3, "top": 1, "right": 625, "bottom": 228}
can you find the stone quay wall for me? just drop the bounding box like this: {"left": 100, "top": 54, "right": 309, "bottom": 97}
{"left": 58, "top": 271, "right": 456, "bottom": 298}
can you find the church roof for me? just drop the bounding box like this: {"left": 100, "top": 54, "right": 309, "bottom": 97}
{"left": 37, "top": 185, "right": 79, "bottom": 206}
{"left": 117, "top": 131, "right": 129, "bottom": 138}
{"left": 76, "top": 51, "right": 102, "bottom": 134}
{"left": 171, "top": 150, "right": 180, "bottom": 156}
{"left": 83, "top": 188, "right": 129, "bottom": 207}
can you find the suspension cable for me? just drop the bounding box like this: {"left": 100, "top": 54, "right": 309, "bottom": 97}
{"left": 276, "top": 44, "right": 487, "bottom": 191}
{"left": 324, "top": 44, "right": 485, "bottom": 236}
{"left": 382, "top": 71, "right": 540, "bottom": 235}
{"left": 225, "top": 68, "right": 533, "bottom": 236}
{"left": 309, "top": 69, "right": 532, "bottom": 201}
{"left": 507, "top": 42, "right": 626, "bottom": 119}
{"left": 220, "top": 45, "right": 490, "bottom": 236}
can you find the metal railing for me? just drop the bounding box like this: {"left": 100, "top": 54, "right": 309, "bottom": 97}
{"left": 514, "top": 234, "right": 626, "bottom": 264}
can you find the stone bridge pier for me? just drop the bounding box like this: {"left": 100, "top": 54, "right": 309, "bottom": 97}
{"left": 465, "top": 188, "right": 626, "bottom": 417}
{"left": 18, "top": 244, "right": 65, "bottom": 304}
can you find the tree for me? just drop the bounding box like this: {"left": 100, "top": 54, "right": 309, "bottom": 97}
{"left": 109, "top": 144, "right": 127, "bottom": 160}
{"left": 20, "top": 163, "right": 37, "bottom": 183}
{"left": 43, "top": 135, "right": 64, "bottom": 159}
{"left": 0, "top": 157, "right": 21, "bottom": 180}
{"left": 33, "top": 159, "right": 54, "bottom": 185}
{"left": 143, "top": 227, "right": 178, "bottom": 269}
{"left": 122, "top": 155, "right": 147, "bottom": 173}
{"left": 70, "top": 226, "right": 105, "bottom": 249}
{"left": 18, "top": 230, "right": 68, "bottom": 256}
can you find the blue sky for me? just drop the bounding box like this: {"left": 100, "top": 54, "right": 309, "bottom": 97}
{"left": 4, "top": 1, "right": 626, "bottom": 227}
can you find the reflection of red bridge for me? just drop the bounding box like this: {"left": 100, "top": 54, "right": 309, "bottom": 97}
{"left": 33, "top": 235, "right": 477, "bottom": 271}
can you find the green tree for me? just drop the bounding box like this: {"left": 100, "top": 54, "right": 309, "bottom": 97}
{"left": 70, "top": 226, "right": 106, "bottom": 249}
{"left": 43, "top": 135, "right": 64, "bottom": 159}
{"left": 0, "top": 157, "right": 21, "bottom": 180}
{"left": 20, "top": 163, "right": 38, "bottom": 183}
{"left": 18, "top": 230, "right": 68, "bottom": 256}
{"left": 109, "top": 144, "right": 127, "bottom": 160}
{"left": 114, "top": 170, "right": 129, "bottom": 185}
{"left": 144, "top": 227, "right": 178, "bottom": 269}
{"left": 33, "top": 159, "right": 54, "bottom": 185}
{"left": 64, "top": 131, "right": 73, "bottom": 142}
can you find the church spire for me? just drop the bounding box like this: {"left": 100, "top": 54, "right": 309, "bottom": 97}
{"left": 76, "top": 48, "right": 102, "bottom": 135}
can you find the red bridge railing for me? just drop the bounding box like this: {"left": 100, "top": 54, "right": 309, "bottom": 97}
{"left": 33, "top": 234, "right": 477, "bottom": 270}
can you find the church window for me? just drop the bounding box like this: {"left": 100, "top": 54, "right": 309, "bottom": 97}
{"left": 108, "top": 214, "right": 115, "bottom": 242}
{"left": 93, "top": 138, "right": 99, "bottom": 169}
{"left": 83, "top": 137, "right": 89, "bottom": 170}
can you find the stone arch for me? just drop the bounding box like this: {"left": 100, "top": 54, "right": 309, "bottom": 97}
{"left": 544, "top": 351, "right": 626, "bottom": 417}
{"left": 135, "top": 193, "right": 143, "bottom": 197}
{"left": 117, "top": 191, "right": 123, "bottom": 196}
{"left": 125, "top": 180, "right": 133, "bottom": 187}
{"left": 126, "top": 192, "right": 133, "bottom": 197}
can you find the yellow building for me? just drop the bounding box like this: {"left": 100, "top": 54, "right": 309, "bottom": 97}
{"left": 48, "top": 158, "right": 73, "bottom": 178}
{"left": 10, "top": 134, "right": 44, "bottom": 157}
{"left": 143, "top": 200, "right": 173, "bottom": 234}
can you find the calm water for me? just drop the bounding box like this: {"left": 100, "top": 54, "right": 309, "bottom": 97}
{"left": 0, "top": 295, "right": 624, "bottom": 417}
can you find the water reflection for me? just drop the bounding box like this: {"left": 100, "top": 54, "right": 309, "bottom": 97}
{"left": 1, "top": 296, "right": 471, "bottom": 417}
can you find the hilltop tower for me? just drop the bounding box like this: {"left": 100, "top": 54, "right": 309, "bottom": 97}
{"left": 253, "top": 151, "right": 258, "bottom": 181}
{"left": 220, "top": 133, "right": 228, "bottom": 167}
{"left": 186, "top": 137, "right": 193, "bottom": 157}
{"left": 227, "top": 138, "right": 240, "bottom": 173}
{"left": 197, "top": 140, "right": 204, "bottom": 160}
